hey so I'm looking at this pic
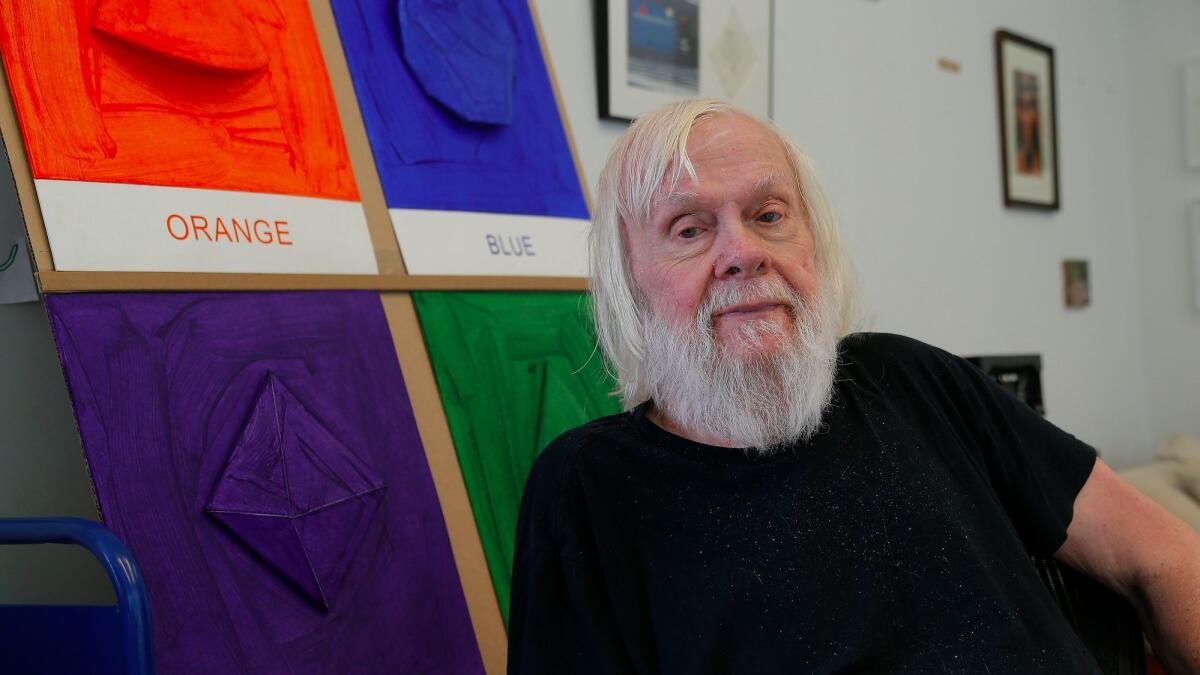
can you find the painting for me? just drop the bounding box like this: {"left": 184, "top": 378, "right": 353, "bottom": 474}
{"left": 995, "top": 30, "right": 1060, "bottom": 210}
{"left": 0, "top": 0, "right": 377, "bottom": 274}
{"left": 1062, "top": 259, "right": 1090, "bottom": 308}
{"left": 596, "top": 0, "right": 772, "bottom": 121}
{"left": 412, "top": 292, "right": 621, "bottom": 625}
{"left": 0, "top": 135, "right": 36, "bottom": 304}
{"left": 1186, "top": 62, "right": 1200, "bottom": 169}
{"left": 45, "top": 291, "right": 482, "bottom": 674}
{"left": 329, "top": 0, "right": 590, "bottom": 277}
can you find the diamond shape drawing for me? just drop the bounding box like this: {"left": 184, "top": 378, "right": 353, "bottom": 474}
{"left": 708, "top": 8, "right": 756, "bottom": 100}
{"left": 206, "top": 373, "right": 386, "bottom": 611}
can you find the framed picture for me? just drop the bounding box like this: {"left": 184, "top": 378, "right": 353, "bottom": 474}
{"left": 595, "top": 0, "right": 772, "bottom": 121}
{"left": 1186, "top": 62, "right": 1200, "bottom": 169}
{"left": 995, "top": 30, "right": 1060, "bottom": 210}
{"left": 1062, "top": 259, "right": 1090, "bottom": 308}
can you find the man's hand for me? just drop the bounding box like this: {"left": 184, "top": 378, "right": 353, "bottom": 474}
{"left": 1056, "top": 458, "right": 1200, "bottom": 673}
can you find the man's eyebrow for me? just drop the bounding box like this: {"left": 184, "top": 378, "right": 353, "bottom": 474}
{"left": 751, "top": 172, "right": 794, "bottom": 195}
{"left": 661, "top": 190, "right": 700, "bottom": 204}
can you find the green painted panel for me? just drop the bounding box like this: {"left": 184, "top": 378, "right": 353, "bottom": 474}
{"left": 413, "top": 292, "right": 621, "bottom": 626}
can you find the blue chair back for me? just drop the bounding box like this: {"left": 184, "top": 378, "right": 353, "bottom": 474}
{"left": 0, "top": 517, "right": 154, "bottom": 674}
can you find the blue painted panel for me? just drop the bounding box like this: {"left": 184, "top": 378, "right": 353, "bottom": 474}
{"left": 331, "top": 0, "right": 589, "bottom": 219}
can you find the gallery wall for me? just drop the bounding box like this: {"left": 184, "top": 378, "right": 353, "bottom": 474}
{"left": 536, "top": 0, "right": 1199, "bottom": 468}
{"left": 1124, "top": 0, "right": 1200, "bottom": 452}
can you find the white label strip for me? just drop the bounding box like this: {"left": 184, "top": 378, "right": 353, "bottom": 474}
{"left": 390, "top": 208, "right": 589, "bottom": 277}
{"left": 35, "top": 179, "right": 379, "bottom": 274}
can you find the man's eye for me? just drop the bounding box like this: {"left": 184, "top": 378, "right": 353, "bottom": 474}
{"left": 758, "top": 211, "right": 783, "bottom": 224}
{"left": 679, "top": 226, "right": 701, "bottom": 239}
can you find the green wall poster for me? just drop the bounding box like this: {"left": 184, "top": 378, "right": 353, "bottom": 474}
{"left": 413, "top": 292, "right": 621, "bottom": 625}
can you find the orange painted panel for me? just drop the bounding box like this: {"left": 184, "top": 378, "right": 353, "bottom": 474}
{"left": 0, "top": 0, "right": 358, "bottom": 200}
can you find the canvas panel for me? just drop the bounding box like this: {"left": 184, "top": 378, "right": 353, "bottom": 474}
{"left": 330, "top": 0, "right": 590, "bottom": 277}
{"left": 0, "top": 0, "right": 377, "bottom": 274}
{"left": 46, "top": 290, "right": 482, "bottom": 674}
{"left": 413, "top": 291, "right": 620, "bottom": 624}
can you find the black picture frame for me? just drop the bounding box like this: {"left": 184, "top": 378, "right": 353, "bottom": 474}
{"left": 995, "top": 30, "right": 1060, "bottom": 210}
{"left": 595, "top": 0, "right": 772, "bottom": 122}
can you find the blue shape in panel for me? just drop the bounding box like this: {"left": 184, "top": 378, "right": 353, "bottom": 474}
{"left": 331, "top": 0, "right": 589, "bottom": 219}
{"left": 398, "top": 0, "right": 516, "bottom": 125}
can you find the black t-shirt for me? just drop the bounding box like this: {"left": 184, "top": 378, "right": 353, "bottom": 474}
{"left": 507, "top": 333, "right": 1101, "bottom": 674}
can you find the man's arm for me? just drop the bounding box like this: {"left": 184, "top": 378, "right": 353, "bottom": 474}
{"left": 1056, "top": 458, "right": 1200, "bottom": 673}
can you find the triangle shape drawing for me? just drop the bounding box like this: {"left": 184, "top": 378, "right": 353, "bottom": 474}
{"left": 294, "top": 488, "right": 386, "bottom": 608}
{"left": 208, "top": 511, "right": 327, "bottom": 609}
{"left": 207, "top": 375, "right": 291, "bottom": 516}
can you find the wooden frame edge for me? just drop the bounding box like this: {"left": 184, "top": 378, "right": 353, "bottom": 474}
{"left": 380, "top": 293, "right": 508, "bottom": 675}
{"left": 37, "top": 270, "right": 588, "bottom": 293}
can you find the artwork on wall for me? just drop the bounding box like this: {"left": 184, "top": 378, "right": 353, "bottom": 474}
{"left": 596, "top": 0, "right": 772, "bottom": 121}
{"left": 46, "top": 291, "right": 482, "bottom": 673}
{"left": 412, "top": 291, "right": 621, "bottom": 624}
{"left": 1186, "top": 62, "right": 1200, "bottom": 169}
{"left": 1062, "top": 259, "right": 1090, "bottom": 308}
{"left": 0, "top": 135, "right": 36, "bottom": 304}
{"left": 329, "top": 0, "right": 590, "bottom": 277}
{"left": 995, "top": 30, "right": 1060, "bottom": 210}
{"left": 0, "top": 1, "right": 377, "bottom": 275}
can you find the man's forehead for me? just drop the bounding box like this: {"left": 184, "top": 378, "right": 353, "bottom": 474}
{"left": 657, "top": 171, "right": 796, "bottom": 205}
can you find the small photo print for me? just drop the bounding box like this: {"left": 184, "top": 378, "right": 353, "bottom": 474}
{"left": 627, "top": 1, "right": 699, "bottom": 95}
{"left": 1063, "top": 259, "right": 1090, "bottom": 308}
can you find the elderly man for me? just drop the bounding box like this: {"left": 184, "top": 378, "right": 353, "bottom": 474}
{"left": 507, "top": 100, "right": 1200, "bottom": 673}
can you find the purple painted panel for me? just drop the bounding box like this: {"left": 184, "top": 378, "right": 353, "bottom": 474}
{"left": 45, "top": 291, "right": 483, "bottom": 675}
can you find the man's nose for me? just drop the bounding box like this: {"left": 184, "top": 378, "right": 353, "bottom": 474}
{"left": 713, "top": 220, "right": 770, "bottom": 280}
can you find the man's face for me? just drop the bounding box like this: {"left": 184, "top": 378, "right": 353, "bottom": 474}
{"left": 626, "top": 113, "right": 821, "bottom": 361}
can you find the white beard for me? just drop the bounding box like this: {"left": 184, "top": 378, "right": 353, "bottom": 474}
{"left": 642, "top": 277, "right": 839, "bottom": 452}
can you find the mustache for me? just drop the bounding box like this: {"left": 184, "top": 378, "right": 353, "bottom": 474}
{"left": 696, "top": 278, "right": 803, "bottom": 327}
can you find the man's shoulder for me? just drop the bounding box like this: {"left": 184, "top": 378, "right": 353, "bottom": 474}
{"left": 525, "top": 410, "right": 636, "bottom": 495}
{"left": 838, "top": 331, "right": 955, "bottom": 368}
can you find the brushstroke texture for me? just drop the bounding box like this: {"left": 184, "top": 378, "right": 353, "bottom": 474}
{"left": 330, "top": 0, "right": 587, "bottom": 217}
{"left": 397, "top": 0, "right": 515, "bottom": 125}
{"left": 0, "top": 0, "right": 357, "bottom": 200}
{"left": 46, "top": 291, "right": 482, "bottom": 674}
{"left": 413, "top": 292, "right": 620, "bottom": 624}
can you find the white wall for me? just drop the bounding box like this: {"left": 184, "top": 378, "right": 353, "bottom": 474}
{"left": 536, "top": 0, "right": 1176, "bottom": 467}
{"left": 1125, "top": 0, "right": 1200, "bottom": 450}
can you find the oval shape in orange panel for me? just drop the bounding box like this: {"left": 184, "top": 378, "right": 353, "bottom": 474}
{"left": 0, "top": 0, "right": 357, "bottom": 201}
{"left": 91, "top": 0, "right": 270, "bottom": 73}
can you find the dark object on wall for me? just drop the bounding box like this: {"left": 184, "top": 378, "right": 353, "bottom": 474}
{"left": 995, "top": 30, "right": 1060, "bottom": 210}
{"left": 966, "top": 353, "right": 1045, "bottom": 415}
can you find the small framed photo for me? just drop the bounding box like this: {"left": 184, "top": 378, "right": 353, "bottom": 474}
{"left": 1062, "top": 259, "right": 1090, "bottom": 308}
{"left": 995, "top": 30, "right": 1060, "bottom": 210}
{"left": 1186, "top": 62, "right": 1200, "bottom": 169}
{"left": 595, "top": 0, "right": 772, "bottom": 122}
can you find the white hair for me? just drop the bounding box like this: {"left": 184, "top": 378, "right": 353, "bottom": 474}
{"left": 590, "top": 99, "right": 858, "bottom": 410}
{"left": 643, "top": 277, "right": 839, "bottom": 449}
